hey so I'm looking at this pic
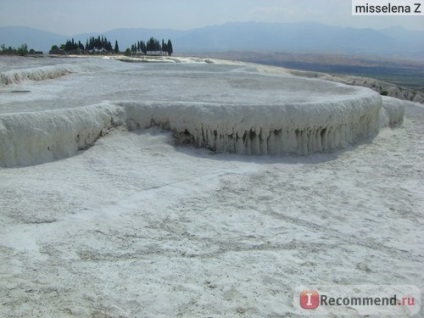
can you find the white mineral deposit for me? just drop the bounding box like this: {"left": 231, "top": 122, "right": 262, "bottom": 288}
{"left": 0, "top": 56, "right": 422, "bottom": 317}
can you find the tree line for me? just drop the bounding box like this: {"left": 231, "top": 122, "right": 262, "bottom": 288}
{"left": 0, "top": 44, "right": 41, "bottom": 56}
{"left": 50, "top": 36, "right": 118, "bottom": 54}
{"left": 127, "top": 37, "right": 173, "bottom": 56}
{"left": 0, "top": 35, "right": 174, "bottom": 56}
{"left": 49, "top": 36, "right": 173, "bottom": 56}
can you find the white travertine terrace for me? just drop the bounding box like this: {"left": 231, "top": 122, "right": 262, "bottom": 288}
{"left": 0, "top": 59, "right": 403, "bottom": 167}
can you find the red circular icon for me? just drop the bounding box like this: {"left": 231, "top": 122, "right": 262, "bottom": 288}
{"left": 300, "top": 290, "right": 320, "bottom": 310}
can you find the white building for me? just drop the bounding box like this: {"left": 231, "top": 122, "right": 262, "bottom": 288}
{"left": 146, "top": 51, "right": 168, "bottom": 56}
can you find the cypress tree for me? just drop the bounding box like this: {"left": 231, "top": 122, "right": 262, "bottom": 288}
{"left": 167, "top": 39, "right": 173, "bottom": 56}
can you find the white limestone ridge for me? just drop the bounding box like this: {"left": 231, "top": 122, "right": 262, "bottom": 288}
{"left": 0, "top": 59, "right": 406, "bottom": 167}
{"left": 0, "top": 63, "right": 101, "bottom": 85}
{"left": 0, "top": 94, "right": 405, "bottom": 167}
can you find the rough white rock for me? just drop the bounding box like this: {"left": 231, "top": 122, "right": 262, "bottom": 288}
{"left": 380, "top": 96, "right": 405, "bottom": 127}
{"left": 0, "top": 58, "right": 406, "bottom": 167}
{"left": 122, "top": 95, "right": 382, "bottom": 156}
{"left": 0, "top": 102, "right": 124, "bottom": 167}
{"left": 0, "top": 65, "right": 72, "bottom": 85}
{"left": 0, "top": 62, "right": 102, "bottom": 85}
{"left": 0, "top": 94, "right": 382, "bottom": 167}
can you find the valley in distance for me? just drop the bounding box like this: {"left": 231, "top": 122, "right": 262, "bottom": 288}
{"left": 2, "top": 22, "right": 423, "bottom": 100}
{"left": 186, "top": 51, "right": 424, "bottom": 103}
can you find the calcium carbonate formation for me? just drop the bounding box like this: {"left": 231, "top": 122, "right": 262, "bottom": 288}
{"left": 0, "top": 59, "right": 405, "bottom": 167}
{"left": 0, "top": 65, "right": 71, "bottom": 85}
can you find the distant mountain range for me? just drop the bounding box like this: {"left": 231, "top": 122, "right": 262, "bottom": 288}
{"left": 1, "top": 22, "right": 423, "bottom": 58}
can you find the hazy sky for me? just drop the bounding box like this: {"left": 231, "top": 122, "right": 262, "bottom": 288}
{"left": 0, "top": 0, "right": 423, "bottom": 34}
